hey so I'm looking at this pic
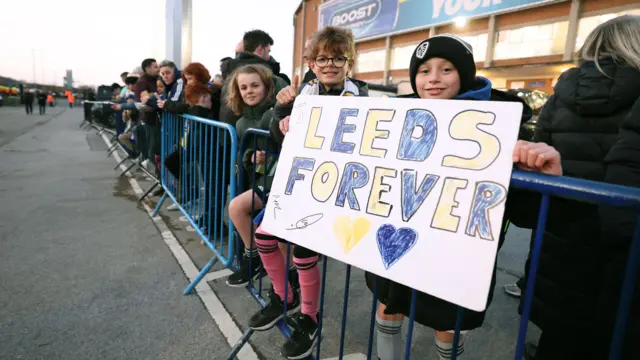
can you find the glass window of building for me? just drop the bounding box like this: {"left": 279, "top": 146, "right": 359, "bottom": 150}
{"left": 355, "top": 49, "right": 386, "bottom": 73}
{"left": 390, "top": 44, "right": 417, "bottom": 70}
{"left": 494, "top": 21, "right": 569, "bottom": 60}
{"left": 459, "top": 33, "right": 488, "bottom": 62}
{"left": 575, "top": 8, "right": 640, "bottom": 51}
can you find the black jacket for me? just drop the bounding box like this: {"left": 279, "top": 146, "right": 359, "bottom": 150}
{"left": 36, "top": 93, "right": 47, "bottom": 105}
{"left": 508, "top": 61, "right": 640, "bottom": 357}
{"left": 364, "top": 78, "right": 532, "bottom": 331}
{"left": 302, "top": 68, "right": 316, "bottom": 84}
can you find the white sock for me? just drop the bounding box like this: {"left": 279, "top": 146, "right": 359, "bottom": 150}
{"left": 435, "top": 333, "right": 465, "bottom": 360}
{"left": 376, "top": 314, "right": 403, "bottom": 360}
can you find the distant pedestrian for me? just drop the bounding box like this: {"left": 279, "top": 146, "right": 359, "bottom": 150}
{"left": 67, "top": 93, "right": 75, "bottom": 108}
{"left": 47, "top": 93, "right": 54, "bottom": 107}
{"left": 24, "top": 91, "right": 34, "bottom": 114}
{"left": 37, "top": 91, "right": 47, "bottom": 115}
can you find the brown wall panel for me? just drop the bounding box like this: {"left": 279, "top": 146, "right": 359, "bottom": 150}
{"left": 354, "top": 71, "right": 384, "bottom": 80}
{"left": 356, "top": 38, "right": 387, "bottom": 52}
{"left": 582, "top": 0, "right": 640, "bottom": 13}
{"left": 390, "top": 29, "right": 430, "bottom": 46}
{"left": 497, "top": 1, "right": 570, "bottom": 28}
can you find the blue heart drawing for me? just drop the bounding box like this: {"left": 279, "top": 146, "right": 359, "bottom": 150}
{"left": 376, "top": 224, "right": 418, "bottom": 270}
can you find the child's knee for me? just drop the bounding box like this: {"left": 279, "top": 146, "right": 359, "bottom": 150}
{"left": 377, "top": 303, "right": 404, "bottom": 321}
{"left": 228, "top": 197, "right": 241, "bottom": 217}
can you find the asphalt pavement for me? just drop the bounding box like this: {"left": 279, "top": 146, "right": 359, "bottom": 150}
{"left": 0, "top": 106, "right": 230, "bottom": 360}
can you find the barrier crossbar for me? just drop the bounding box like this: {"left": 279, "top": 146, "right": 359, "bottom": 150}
{"left": 225, "top": 128, "right": 640, "bottom": 360}
{"left": 153, "top": 112, "right": 238, "bottom": 295}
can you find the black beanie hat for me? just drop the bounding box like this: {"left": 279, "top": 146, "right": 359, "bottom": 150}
{"left": 409, "top": 34, "right": 476, "bottom": 95}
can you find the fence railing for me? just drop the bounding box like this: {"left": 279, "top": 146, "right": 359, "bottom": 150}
{"left": 153, "top": 112, "right": 238, "bottom": 295}
{"left": 107, "top": 111, "right": 640, "bottom": 359}
{"left": 224, "top": 128, "right": 640, "bottom": 360}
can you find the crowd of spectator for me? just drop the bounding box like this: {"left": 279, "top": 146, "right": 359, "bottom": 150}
{"left": 90, "top": 15, "right": 640, "bottom": 360}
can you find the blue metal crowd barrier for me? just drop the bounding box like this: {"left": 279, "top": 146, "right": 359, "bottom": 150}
{"left": 152, "top": 112, "right": 238, "bottom": 295}
{"left": 225, "top": 128, "right": 302, "bottom": 359}
{"left": 225, "top": 128, "right": 640, "bottom": 360}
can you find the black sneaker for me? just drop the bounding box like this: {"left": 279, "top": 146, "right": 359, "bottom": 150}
{"left": 281, "top": 312, "right": 319, "bottom": 359}
{"left": 248, "top": 289, "right": 300, "bottom": 331}
{"left": 226, "top": 255, "right": 265, "bottom": 287}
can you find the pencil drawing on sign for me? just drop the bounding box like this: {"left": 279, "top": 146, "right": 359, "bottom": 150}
{"left": 376, "top": 224, "right": 418, "bottom": 269}
{"left": 272, "top": 195, "right": 282, "bottom": 219}
{"left": 286, "top": 213, "right": 324, "bottom": 230}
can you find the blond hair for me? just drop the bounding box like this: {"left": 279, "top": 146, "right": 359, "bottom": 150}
{"left": 578, "top": 14, "right": 640, "bottom": 76}
{"left": 226, "top": 64, "right": 274, "bottom": 115}
{"left": 309, "top": 26, "right": 356, "bottom": 61}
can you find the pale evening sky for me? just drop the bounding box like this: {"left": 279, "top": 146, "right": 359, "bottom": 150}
{"left": 1, "top": 0, "right": 302, "bottom": 87}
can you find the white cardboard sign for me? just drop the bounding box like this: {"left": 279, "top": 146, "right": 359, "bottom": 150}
{"left": 262, "top": 95, "right": 522, "bottom": 311}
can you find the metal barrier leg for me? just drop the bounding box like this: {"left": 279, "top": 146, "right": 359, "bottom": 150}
{"left": 225, "top": 328, "right": 254, "bottom": 360}
{"left": 138, "top": 181, "right": 159, "bottom": 202}
{"left": 152, "top": 192, "right": 167, "bottom": 217}
{"left": 120, "top": 161, "right": 137, "bottom": 177}
{"left": 608, "top": 217, "right": 640, "bottom": 360}
{"left": 184, "top": 255, "right": 218, "bottom": 295}
{"left": 106, "top": 145, "right": 119, "bottom": 157}
{"left": 113, "top": 155, "right": 130, "bottom": 170}
{"left": 515, "top": 195, "right": 550, "bottom": 360}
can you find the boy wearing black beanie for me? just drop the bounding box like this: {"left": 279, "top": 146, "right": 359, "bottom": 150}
{"left": 365, "top": 34, "right": 533, "bottom": 360}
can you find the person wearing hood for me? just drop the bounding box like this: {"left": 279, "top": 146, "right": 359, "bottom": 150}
{"left": 220, "top": 30, "right": 289, "bottom": 126}
{"left": 363, "top": 34, "right": 554, "bottom": 360}
{"left": 506, "top": 15, "right": 640, "bottom": 360}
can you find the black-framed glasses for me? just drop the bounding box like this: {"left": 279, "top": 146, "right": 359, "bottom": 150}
{"left": 314, "top": 56, "right": 348, "bottom": 68}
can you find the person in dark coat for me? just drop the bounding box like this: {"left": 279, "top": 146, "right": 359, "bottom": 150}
{"left": 24, "top": 90, "right": 34, "bottom": 115}
{"left": 154, "top": 60, "right": 185, "bottom": 113}
{"left": 507, "top": 15, "right": 640, "bottom": 360}
{"left": 135, "top": 58, "right": 160, "bottom": 165}
{"left": 36, "top": 90, "right": 47, "bottom": 115}
{"left": 365, "top": 35, "right": 536, "bottom": 360}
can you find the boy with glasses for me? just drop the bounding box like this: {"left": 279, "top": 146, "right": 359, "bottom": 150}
{"left": 247, "top": 26, "right": 368, "bottom": 359}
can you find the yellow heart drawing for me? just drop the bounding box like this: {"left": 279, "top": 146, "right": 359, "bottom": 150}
{"left": 333, "top": 216, "right": 371, "bottom": 253}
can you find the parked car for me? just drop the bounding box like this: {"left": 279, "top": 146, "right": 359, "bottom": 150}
{"left": 507, "top": 88, "right": 550, "bottom": 141}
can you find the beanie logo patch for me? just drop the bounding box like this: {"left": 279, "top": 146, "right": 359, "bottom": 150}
{"left": 415, "top": 42, "right": 429, "bottom": 59}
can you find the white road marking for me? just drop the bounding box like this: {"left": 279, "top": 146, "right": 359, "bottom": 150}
{"left": 101, "top": 134, "right": 259, "bottom": 360}
{"left": 203, "top": 268, "right": 233, "bottom": 283}
{"left": 322, "top": 355, "right": 367, "bottom": 360}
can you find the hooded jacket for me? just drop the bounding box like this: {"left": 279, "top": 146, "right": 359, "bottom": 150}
{"left": 364, "top": 77, "right": 532, "bottom": 331}
{"left": 507, "top": 60, "right": 640, "bottom": 358}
